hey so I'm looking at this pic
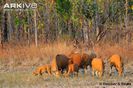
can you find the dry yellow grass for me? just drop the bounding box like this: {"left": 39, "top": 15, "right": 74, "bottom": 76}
{"left": 0, "top": 42, "right": 73, "bottom": 60}
{"left": 0, "top": 42, "right": 75, "bottom": 72}
{"left": 0, "top": 42, "right": 133, "bottom": 68}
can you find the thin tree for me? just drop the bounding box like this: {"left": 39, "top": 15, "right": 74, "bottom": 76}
{"left": 27, "top": 11, "right": 30, "bottom": 46}
{"left": 125, "top": 0, "right": 128, "bottom": 30}
{"left": 7, "top": 11, "right": 13, "bottom": 42}
{"left": 34, "top": 9, "right": 38, "bottom": 47}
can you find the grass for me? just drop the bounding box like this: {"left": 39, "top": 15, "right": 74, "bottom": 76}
{"left": 0, "top": 41, "right": 133, "bottom": 88}
{"left": 0, "top": 71, "right": 132, "bottom": 88}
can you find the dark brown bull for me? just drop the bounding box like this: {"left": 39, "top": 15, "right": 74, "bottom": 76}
{"left": 51, "top": 54, "right": 70, "bottom": 76}
{"left": 56, "top": 54, "right": 70, "bottom": 73}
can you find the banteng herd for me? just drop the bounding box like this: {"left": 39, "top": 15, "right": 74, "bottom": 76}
{"left": 33, "top": 51, "right": 124, "bottom": 79}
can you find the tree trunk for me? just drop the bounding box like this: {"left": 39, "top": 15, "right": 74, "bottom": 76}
{"left": 34, "top": 9, "right": 38, "bottom": 47}
{"left": 0, "top": 11, "right": 2, "bottom": 47}
{"left": 83, "top": 19, "right": 88, "bottom": 44}
{"left": 44, "top": 4, "right": 50, "bottom": 43}
{"left": 93, "top": 0, "right": 98, "bottom": 34}
{"left": 2, "top": 11, "right": 8, "bottom": 43}
{"left": 125, "top": 0, "right": 128, "bottom": 30}
{"left": 27, "top": 11, "right": 30, "bottom": 46}
{"left": 0, "top": 27, "right": 2, "bottom": 47}
{"left": 7, "top": 11, "right": 13, "bottom": 42}
{"left": 68, "top": 20, "right": 71, "bottom": 39}
{"left": 55, "top": 11, "right": 59, "bottom": 40}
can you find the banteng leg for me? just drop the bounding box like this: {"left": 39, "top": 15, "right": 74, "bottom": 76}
{"left": 84, "top": 66, "right": 88, "bottom": 74}
{"left": 109, "top": 64, "right": 113, "bottom": 76}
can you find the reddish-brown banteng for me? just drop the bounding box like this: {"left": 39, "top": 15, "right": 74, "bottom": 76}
{"left": 51, "top": 54, "right": 70, "bottom": 76}
{"left": 69, "top": 52, "right": 96, "bottom": 73}
{"left": 91, "top": 58, "right": 104, "bottom": 78}
{"left": 81, "top": 53, "right": 97, "bottom": 71}
{"left": 32, "top": 64, "right": 51, "bottom": 76}
{"left": 109, "top": 54, "right": 123, "bottom": 76}
{"left": 50, "top": 58, "right": 59, "bottom": 76}
{"left": 65, "top": 63, "right": 79, "bottom": 77}
{"left": 69, "top": 53, "right": 82, "bottom": 67}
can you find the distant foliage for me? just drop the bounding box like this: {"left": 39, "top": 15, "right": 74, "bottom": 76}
{"left": 0, "top": 0, "right": 132, "bottom": 46}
